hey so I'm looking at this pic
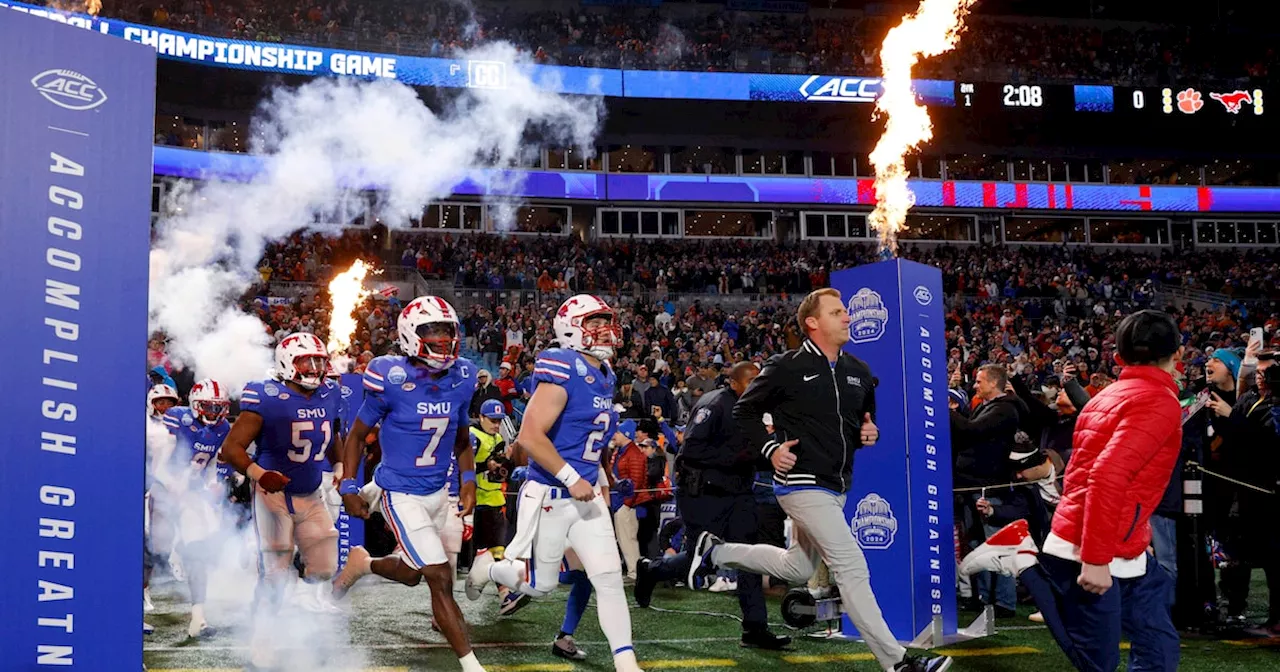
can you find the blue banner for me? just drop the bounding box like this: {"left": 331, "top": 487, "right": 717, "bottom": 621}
{"left": 3, "top": 0, "right": 959, "bottom": 107}
{"left": 829, "top": 260, "right": 956, "bottom": 641}
{"left": 0, "top": 9, "right": 156, "bottom": 669}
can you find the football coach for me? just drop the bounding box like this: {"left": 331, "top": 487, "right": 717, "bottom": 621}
{"left": 684, "top": 287, "right": 953, "bottom": 672}
{"left": 632, "top": 361, "right": 791, "bottom": 650}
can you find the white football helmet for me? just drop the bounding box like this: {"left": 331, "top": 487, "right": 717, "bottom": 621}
{"left": 189, "top": 379, "right": 229, "bottom": 424}
{"left": 275, "top": 332, "right": 329, "bottom": 390}
{"left": 146, "top": 384, "right": 180, "bottom": 418}
{"left": 554, "top": 294, "right": 621, "bottom": 361}
{"left": 398, "top": 295, "right": 461, "bottom": 371}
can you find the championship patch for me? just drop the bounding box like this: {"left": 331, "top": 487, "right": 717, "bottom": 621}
{"left": 851, "top": 493, "right": 899, "bottom": 550}
{"left": 387, "top": 366, "right": 408, "bottom": 385}
{"left": 575, "top": 359, "right": 588, "bottom": 377}
{"left": 264, "top": 382, "right": 280, "bottom": 397}
{"left": 847, "top": 288, "right": 889, "bottom": 344}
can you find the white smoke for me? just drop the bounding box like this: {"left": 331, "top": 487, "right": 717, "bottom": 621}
{"left": 147, "top": 39, "right": 603, "bottom": 670}
{"left": 151, "top": 41, "right": 603, "bottom": 392}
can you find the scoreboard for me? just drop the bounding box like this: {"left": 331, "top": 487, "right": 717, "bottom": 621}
{"left": 957, "top": 82, "right": 1265, "bottom": 118}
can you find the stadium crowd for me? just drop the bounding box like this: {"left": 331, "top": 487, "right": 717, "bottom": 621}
{"left": 94, "top": 0, "right": 1273, "bottom": 87}
{"left": 142, "top": 230, "right": 1280, "bottom": 642}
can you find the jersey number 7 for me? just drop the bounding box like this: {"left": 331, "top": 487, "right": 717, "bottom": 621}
{"left": 416, "top": 417, "right": 450, "bottom": 467}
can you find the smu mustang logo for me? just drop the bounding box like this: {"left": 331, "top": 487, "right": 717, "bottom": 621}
{"left": 847, "top": 288, "right": 889, "bottom": 343}
{"left": 798, "top": 75, "right": 882, "bottom": 103}
{"left": 851, "top": 493, "right": 899, "bottom": 550}
{"left": 32, "top": 69, "right": 108, "bottom": 110}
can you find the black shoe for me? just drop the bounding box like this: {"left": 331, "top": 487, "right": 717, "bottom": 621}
{"left": 687, "top": 532, "right": 723, "bottom": 590}
{"left": 551, "top": 635, "right": 588, "bottom": 660}
{"left": 741, "top": 629, "right": 791, "bottom": 650}
{"left": 995, "top": 606, "right": 1018, "bottom": 619}
{"left": 894, "top": 653, "right": 953, "bottom": 672}
{"left": 634, "top": 558, "right": 657, "bottom": 609}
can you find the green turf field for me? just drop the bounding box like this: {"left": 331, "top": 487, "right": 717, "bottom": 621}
{"left": 144, "top": 571, "right": 1278, "bottom": 671}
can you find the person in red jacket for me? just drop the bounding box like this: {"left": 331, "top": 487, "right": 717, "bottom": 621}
{"left": 960, "top": 309, "right": 1183, "bottom": 672}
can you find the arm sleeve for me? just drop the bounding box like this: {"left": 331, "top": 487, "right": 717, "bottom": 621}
{"left": 949, "top": 403, "right": 1018, "bottom": 440}
{"left": 1078, "top": 393, "right": 1181, "bottom": 565}
{"left": 733, "top": 357, "right": 787, "bottom": 460}
{"left": 532, "top": 352, "right": 573, "bottom": 387}
{"left": 1064, "top": 377, "right": 1092, "bottom": 410}
{"left": 239, "top": 381, "right": 264, "bottom": 411}
{"left": 161, "top": 408, "right": 183, "bottom": 435}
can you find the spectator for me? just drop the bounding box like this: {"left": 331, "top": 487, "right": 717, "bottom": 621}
{"left": 643, "top": 375, "right": 677, "bottom": 424}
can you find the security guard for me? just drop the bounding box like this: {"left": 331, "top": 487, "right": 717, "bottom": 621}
{"left": 632, "top": 362, "right": 790, "bottom": 650}
{"left": 470, "top": 400, "right": 514, "bottom": 563}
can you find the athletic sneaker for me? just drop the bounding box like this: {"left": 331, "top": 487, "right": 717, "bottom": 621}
{"left": 709, "top": 576, "right": 738, "bottom": 593}
{"left": 894, "top": 653, "right": 953, "bottom": 671}
{"left": 143, "top": 622, "right": 155, "bottom": 635}
{"left": 499, "top": 590, "right": 533, "bottom": 617}
{"left": 466, "top": 550, "right": 498, "bottom": 601}
{"left": 187, "top": 618, "right": 215, "bottom": 639}
{"left": 687, "top": 532, "right": 723, "bottom": 590}
{"left": 633, "top": 558, "right": 657, "bottom": 608}
{"left": 331, "top": 545, "right": 372, "bottom": 600}
{"left": 551, "top": 635, "right": 588, "bottom": 660}
{"left": 143, "top": 587, "right": 155, "bottom": 612}
{"left": 958, "top": 519, "right": 1038, "bottom": 578}
{"left": 1029, "top": 611, "right": 1045, "bottom": 623}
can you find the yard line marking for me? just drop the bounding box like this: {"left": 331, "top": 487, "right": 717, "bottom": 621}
{"left": 488, "top": 665, "right": 572, "bottom": 672}
{"left": 783, "top": 653, "right": 875, "bottom": 663}
{"left": 641, "top": 659, "right": 738, "bottom": 669}
{"left": 145, "top": 636, "right": 744, "bottom": 653}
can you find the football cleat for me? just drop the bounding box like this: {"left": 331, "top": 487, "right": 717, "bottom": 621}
{"left": 332, "top": 546, "right": 372, "bottom": 600}
{"left": 958, "top": 519, "right": 1039, "bottom": 578}
{"left": 466, "top": 550, "right": 498, "bottom": 601}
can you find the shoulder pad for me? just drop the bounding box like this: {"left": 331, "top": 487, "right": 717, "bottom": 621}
{"left": 240, "top": 380, "right": 267, "bottom": 408}
{"left": 364, "top": 356, "right": 407, "bottom": 392}
{"left": 162, "top": 406, "right": 192, "bottom": 431}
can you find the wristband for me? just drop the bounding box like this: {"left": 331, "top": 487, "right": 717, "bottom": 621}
{"left": 338, "top": 478, "right": 361, "bottom": 496}
{"left": 246, "top": 463, "right": 266, "bottom": 481}
{"left": 460, "top": 470, "right": 477, "bottom": 485}
{"left": 557, "top": 464, "right": 582, "bottom": 487}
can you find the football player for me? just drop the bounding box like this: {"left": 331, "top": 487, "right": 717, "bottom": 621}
{"left": 466, "top": 294, "right": 641, "bottom": 672}
{"left": 155, "top": 378, "right": 231, "bottom": 639}
{"left": 218, "top": 333, "right": 343, "bottom": 667}
{"left": 331, "top": 296, "right": 487, "bottom": 672}
{"left": 143, "top": 383, "right": 180, "bottom": 633}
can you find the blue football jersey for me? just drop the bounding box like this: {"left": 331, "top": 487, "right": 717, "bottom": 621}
{"left": 240, "top": 378, "right": 343, "bottom": 495}
{"left": 162, "top": 407, "right": 231, "bottom": 487}
{"left": 527, "top": 348, "right": 618, "bottom": 489}
{"left": 357, "top": 356, "right": 477, "bottom": 496}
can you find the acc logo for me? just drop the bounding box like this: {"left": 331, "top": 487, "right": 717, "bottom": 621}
{"left": 799, "top": 75, "right": 881, "bottom": 103}
{"left": 32, "top": 69, "right": 108, "bottom": 111}
{"left": 847, "top": 288, "right": 889, "bottom": 344}
{"left": 851, "top": 493, "right": 899, "bottom": 550}
{"left": 340, "top": 385, "right": 353, "bottom": 398}
{"left": 466, "top": 60, "right": 508, "bottom": 90}
{"left": 387, "top": 366, "right": 407, "bottom": 385}
{"left": 913, "top": 285, "right": 933, "bottom": 306}
{"left": 575, "top": 359, "right": 589, "bottom": 377}
{"left": 264, "top": 382, "right": 280, "bottom": 397}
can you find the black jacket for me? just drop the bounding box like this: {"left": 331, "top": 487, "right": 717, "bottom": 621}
{"left": 677, "top": 387, "right": 761, "bottom": 487}
{"left": 950, "top": 395, "right": 1023, "bottom": 488}
{"left": 734, "top": 339, "right": 875, "bottom": 494}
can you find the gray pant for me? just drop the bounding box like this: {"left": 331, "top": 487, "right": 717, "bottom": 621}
{"left": 711, "top": 489, "right": 907, "bottom": 671}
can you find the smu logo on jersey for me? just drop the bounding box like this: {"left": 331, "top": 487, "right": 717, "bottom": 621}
{"left": 848, "top": 287, "right": 889, "bottom": 344}
{"left": 32, "top": 69, "right": 109, "bottom": 110}
{"left": 417, "top": 401, "right": 453, "bottom": 415}
{"left": 193, "top": 442, "right": 218, "bottom": 454}
{"left": 851, "top": 493, "right": 899, "bottom": 550}
{"left": 592, "top": 396, "right": 613, "bottom": 410}
{"left": 296, "top": 407, "right": 328, "bottom": 419}
{"left": 799, "top": 75, "right": 881, "bottom": 103}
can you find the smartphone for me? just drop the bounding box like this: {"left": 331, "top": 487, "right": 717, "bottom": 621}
{"left": 1250, "top": 327, "right": 1264, "bottom": 346}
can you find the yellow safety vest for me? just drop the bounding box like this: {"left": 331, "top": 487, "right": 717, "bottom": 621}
{"left": 469, "top": 426, "right": 507, "bottom": 508}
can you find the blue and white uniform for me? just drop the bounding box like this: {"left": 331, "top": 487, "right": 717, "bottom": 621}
{"left": 239, "top": 378, "right": 342, "bottom": 568}
{"left": 160, "top": 407, "right": 231, "bottom": 544}
{"left": 358, "top": 355, "right": 477, "bottom": 569}
{"left": 507, "top": 348, "right": 621, "bottom": 588}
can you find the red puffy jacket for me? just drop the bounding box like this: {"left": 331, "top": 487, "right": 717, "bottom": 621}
{"left": 1050, "top": 366, "right": 1182, "bottom": 566}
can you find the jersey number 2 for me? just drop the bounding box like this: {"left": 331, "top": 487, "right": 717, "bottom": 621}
{"left": 582, "top": 412, "right": 610, "bottom": 463}
{"left": 417, "top": 417, "right": 450, "bottom": 467}
{"left": 289, "top": 421, "right": 332, "bottom": 463}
